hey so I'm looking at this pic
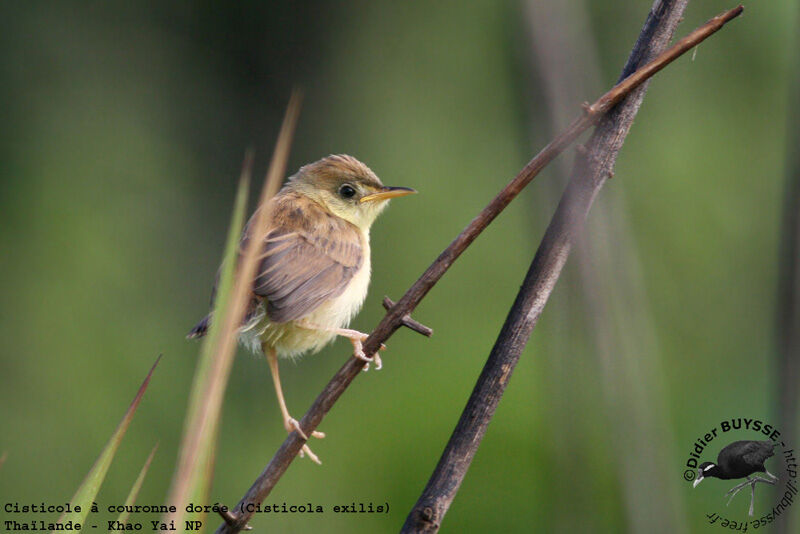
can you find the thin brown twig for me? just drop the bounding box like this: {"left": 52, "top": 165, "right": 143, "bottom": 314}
{"left": 215, "top": 6, "right": 743, "bottom": 532}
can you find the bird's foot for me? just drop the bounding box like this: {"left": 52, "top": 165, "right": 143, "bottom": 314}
{"left": 295, "top": 321, "right": 386, "bottom": 370}
{"left": 283, "top": 416, "right": 325, "bottom": 465}
{"left": 725, "top": 479, "right": 751, "bottom": 505}
{"left": 326, "top": 327, "right": 385, "bottom": 371}
{"left": 350, "top": 336, "right": 383, "bottom": 371}
{"left": 725, "top": 476, "right": 775, "bottom": 514}
{"left": 284, "top": 416, "right": 325, "bottom": 440}
{"left": 298, "top": 443, "right": 321, "bottom": 465}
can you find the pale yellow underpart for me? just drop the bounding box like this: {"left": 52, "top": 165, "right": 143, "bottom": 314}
{"left": 240, "top": 231, "right": 372, "bottom": 358}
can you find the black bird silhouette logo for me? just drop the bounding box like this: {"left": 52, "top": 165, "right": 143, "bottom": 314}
{"left": 693, "top": 440, "right": 779, "bottom": 516}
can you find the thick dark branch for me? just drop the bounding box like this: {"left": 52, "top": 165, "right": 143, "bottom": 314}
{"left": 525, "top": 2, "right": 687, "bottom": 531}
{"left": 215, "top": 5, "right": 743, "bottom": 532}
{"left": 400, "top": 1, "right": 732, "bottom": 531}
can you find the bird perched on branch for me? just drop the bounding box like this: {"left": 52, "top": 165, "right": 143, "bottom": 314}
{"left": 188, "top": 154, "right": 416, "bottom": 463}
{"left": 693, "top": 440, "right": 779, "bottom": 516}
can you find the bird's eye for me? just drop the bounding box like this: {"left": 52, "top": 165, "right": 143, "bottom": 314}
{"left": 339, "top": 184, "right": 357, "bottom": 199}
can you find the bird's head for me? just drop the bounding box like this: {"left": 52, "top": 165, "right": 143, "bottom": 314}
{"left": 693, "top": 462, "right": 719, "bottom": 488}
{"left": 287, "top": 154, "right": 416, "bottom": 231}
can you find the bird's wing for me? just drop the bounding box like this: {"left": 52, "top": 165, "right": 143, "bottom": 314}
{"left": 718, "top": 440, "right": 776, "bottom": 473}
{"left": 740, "top": 441, "right": 778, "bottom": 467}
{"left": 250, "top": 193, "right": 363, "bottom": 323}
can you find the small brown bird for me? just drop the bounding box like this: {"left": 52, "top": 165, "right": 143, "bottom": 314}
{"left": 188, "top": 154, "right": 415, "bottom": 463}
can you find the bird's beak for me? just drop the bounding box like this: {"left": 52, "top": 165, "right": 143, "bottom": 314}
{"left": 360, "top": 186, "right": 417, "bottom": 203}
{"left": 693, "top": 475, "right": 704, "bottom": 488}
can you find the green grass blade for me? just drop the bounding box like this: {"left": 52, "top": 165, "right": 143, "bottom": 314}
{"left": 116, "top": 443, "right": 159, "bottom": 525}
{"left": 56, "top": 355, "right": 161, "bottom": 528}
{"left": 164, "top": 153, "right": 252, "bottom": 526}
{"left": 165, "top": 91, "right": 301, "bottom": 531}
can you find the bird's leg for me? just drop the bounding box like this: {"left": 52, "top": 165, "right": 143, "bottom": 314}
{"left": 337, "top": 327, "right": 383, "bottom": 371}
{"left": 725, "top": 475, "right": 776, "bottom": 514}
{"left": 751, "top": 475, "right": 777, "bottom": 485}
{"left": 264, "top": 346, "right": 324, "bottom": 465}
{"left": 726, "top": 477, "right": 752, "bottom": 506}
{"left": 765, "top": 469, "right": 779, "bottom": 482}
{"left": 296, "top": 321, "right": 386, "bottom": 371}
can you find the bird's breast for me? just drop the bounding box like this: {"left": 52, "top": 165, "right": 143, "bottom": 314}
{"left": 312, "top": 235, "right": 371, "bottom": 329}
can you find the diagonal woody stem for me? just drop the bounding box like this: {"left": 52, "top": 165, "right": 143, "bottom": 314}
{"left": 401, "top": 0, "right": 705, "bottom": 529}
{"left": 215, "top": 5, "right": 744, "bottom": 533}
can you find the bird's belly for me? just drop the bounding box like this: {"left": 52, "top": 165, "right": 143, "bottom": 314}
{"left": 245, "top": 253, "right": 372, "bottom": 358}
{"left": 322, "top": 250, "right": 371, "bottom": 328}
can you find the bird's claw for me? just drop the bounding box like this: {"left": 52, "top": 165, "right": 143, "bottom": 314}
{"left": 284, "top": 417, "right": 325, "bottom": 465}
{"left": 286, "top": 427, "right": 323, "bottom": 464}
{"left": 285, "top": 417, "right": 308, "bottom": 440}
{"left": 298, "top": 444, "right": 322, "bottom": 465}
{"left": 286, "top": 417, "right": 325, "bottom": 440}
{"left": 352, "top": 338, "right": 383, "bottom": 371}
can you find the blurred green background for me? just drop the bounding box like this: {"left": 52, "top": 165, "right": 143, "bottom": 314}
{"left": 1, "top": 1, "right": 798, "bottom": 532}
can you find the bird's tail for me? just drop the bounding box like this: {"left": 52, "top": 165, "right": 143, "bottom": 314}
{"left": 187, "top": 314, "right": 211, "bottom": 339}
{"left": 186, "top": 299, "right": 263, "bottom": 340}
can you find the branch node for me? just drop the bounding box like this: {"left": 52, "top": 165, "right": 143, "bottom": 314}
{"left": 383, "top": 297, "right": 433, "bottom": 337}
{"left": 218, "top": 510, "right": 252, "bottom": 531}
{"left": 422, "top": 506, "right": 435, "bottom": 522}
